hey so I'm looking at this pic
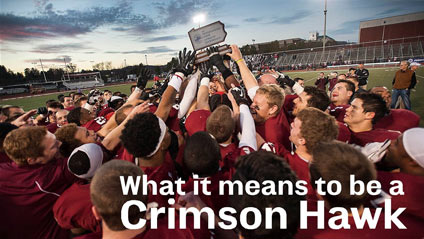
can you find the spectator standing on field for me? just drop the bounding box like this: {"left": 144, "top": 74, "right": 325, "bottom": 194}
{"left": 355, "top": 63, "right": 369, "bottom": 90}
{"left": 391, "top": 61, "right": 416, "bottom": 110}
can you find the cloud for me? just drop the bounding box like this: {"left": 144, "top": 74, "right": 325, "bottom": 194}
{"left": 140, "top": 34, "right": 186, "bottom": 42}
{"left": 31, "top": 43, "right": 89, "bottom": 53}
{"left": 0, "top": 1, "right": 158, "bottom": 41}
{"left": 105, "top": 46, "right": 175, "bottom": 54}
{"left": 24, "top": 55, "right": 72, "bottom": 63}
{"left": 225, "top": 23, "right": 239, "bottom": 29}
{"left": 329, "top": 19, "right": 361, "bottom": 35}
{"left": 328, "top": 7, "right": 405, "bottom": 37}
{"left": 154, "top": 0, "right": 215, "bottom": 27}
{"left": 269, "top": 10, "right": 312, "bottom": 24}
{"left": 244, "top": 18, "right": 260, "bottom": 23}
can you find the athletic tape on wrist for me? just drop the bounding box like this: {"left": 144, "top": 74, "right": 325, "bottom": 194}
{"left": 168, "top": 74, "right": 183, "bottom": 92}
{"left": 200, "top": 77, "right": 210, "bottom": 87}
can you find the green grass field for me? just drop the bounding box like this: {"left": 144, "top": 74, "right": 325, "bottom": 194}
{"left": 1, "top": 67, "right": 423, "bottom": 126}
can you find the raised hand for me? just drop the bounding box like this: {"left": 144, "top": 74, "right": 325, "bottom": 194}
{"left": 199, "top": 61, "right": 213, "bottom": 79}
{"left": 226, "top": 44, "right": 243, "bottom": 62}
{"left": 230, "top": 85, "right": 249, "bottom": 106}
{"left": 137, "top": 67, "right": 152, "bottom": 90}
{"left": 174, "top": 47, "right": 196, "bottom": 76}
{"left": 276, "top": 74, "right": 295, "bottom": 88}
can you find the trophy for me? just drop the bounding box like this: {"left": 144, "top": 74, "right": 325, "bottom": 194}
{"left": 188, "top": 21, "right": 232, "bottom": 64}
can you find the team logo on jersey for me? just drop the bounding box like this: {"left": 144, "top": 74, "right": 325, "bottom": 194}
{"left": 260, "top": 142, "right": 276, "bottom": 153}
{"left": 94, "top": 116, "right": 107, "bottom": 125}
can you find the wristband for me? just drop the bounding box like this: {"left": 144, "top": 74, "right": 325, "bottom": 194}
{"left": 200, "top": 77, "right": 210, "bottom": 87}
{"left": 168, "top": 75, "right": 183, "bottom": 92}
{"left": 235, "top": 58, "right": 244, "bottom": 64}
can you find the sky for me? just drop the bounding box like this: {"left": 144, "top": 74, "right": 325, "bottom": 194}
{"left": 1, "top": 0, "right": 423, "bottom": 73}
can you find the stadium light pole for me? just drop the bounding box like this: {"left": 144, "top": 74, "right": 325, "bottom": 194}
{"left": 322, "top": 0, "right": 327, "bottom": 58}
{"left": 145, "top": 55, "right": 148, "bottom": 66}
{"left": 39, "top": 59, "right": 48, "bottom": 83}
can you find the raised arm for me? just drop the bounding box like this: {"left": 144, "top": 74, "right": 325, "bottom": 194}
{"left": 126, "top": 67, "right": 151, "bottom": 103}
{"left": 177, "top": 70, "right": 200, "bottom": 118}
{"left": 155, "top": 48, "right": 195, "bottom": 121}
{"left": 226, "top": 45, "right": 258, "bottom": 91}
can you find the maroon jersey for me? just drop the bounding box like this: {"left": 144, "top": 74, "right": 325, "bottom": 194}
{"left": 0, "top": 152, "right": 11, "bottom": 164}
{"left": 46, "top": 122, "right": 60, "bottom": 133}
{"left": 140, "top": 153, "right": 178, "bottom": 208}
{"left": 374, "top": 171, "right": 424, "bottom": 221}
{"left": 167, "top": 105, "right": 181, "bottom": 132}
{"left": 374, "top": 109, "right": 420, "bottom": 133}
{"left": 219, "top": 143, "right": 254, "bottom": 171}
{"left": 282, "top": 149, "right": 316, "bottom": 200}
{"left": 185, "top": 109, "right": 211, "bottom": 136}
{"left": 97, "top": 107, "right": 114, "bottom": 118}
{"left": 296, "top": 200, "right": 424, "bottom": 239}
{"left": 82, "top": 116, "right": 107, "bottom": 132}
{"left": 75, "top": 215, "right": 194, "bottom": 239}
{"left": 328, "top": 103, "right": 349, "bottom": 122}
{"left": 53, "top": 183, "right": 100, "bottom": 232}
{"left": 349, "top": 128, "right": 400, "bottom": 146}
{"left": 315, "top": 77, "right": 328, "bottom": 90}
{"left": 256, "top": 109, "right": 291, "bottom": 155}
{"left": 149, "top": 104, "right": 181, "bottom": 132}
{"left": 180, "top": 168, "right": 234, "bottom": 214}
{"left": 65, "top": 106, "right": 75, "bottom": 111}
{"left": 328, "top": 77, "right": 338, "bottom": 91}
{"left": 0, "top": 159, "right": 79, "bottom": 239}
{"left": 337, "top": 122, "right": 351, "bottom": 143}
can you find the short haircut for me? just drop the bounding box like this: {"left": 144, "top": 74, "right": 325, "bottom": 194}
{"left": 75, "top": 96, "right": 88, "bottom": 107}
{"left": 296, "top": 108, "right": 339, "bottom": 153}
{"left": 303, "top": 86, "right": 330, "bottom": 111}
{"left": 114, "top": 104, "right": 134, "bottom": 125}
{"left": 3, "top": 126, "right": 47, "bottom": 165}
{"left": 349, "top": 67, "right": 356, "bottom": 72}
{"left": 45, "top": 99, "right": 56, "bottom": 105}
{"left": 120, "top": 112, "right": 161, "bottom": 158}
{"left": 55, "top": 123, "right": 82, "bottom": 157}
{"left": 206, "top": 105, "right": 235, "bottom": 143}
{"left": 346, "top": 75, "right": 359, "bottom": 83}
{"left": 46, "top": 101, "right": 64, "bottom": 109}
{"left": 113, "top": 91, "right": 121, "bottom": 96}
{"left": 104, "top": 90, "right": 112, "bottom": 94}
{"left": 0, "top": 123, "right": 18, "bottom": 151}
{"left": 90, "top": 160, "right": 148, "bottom": 231}
{"left": 310, "top": 141, "right": 376, "bottom": 209}
{"left": 1, "top": 105, "right": 21, "bottom": 119}
{"left": 209, "top": 93, "right": 233, "bottom": 112}
{"left": 184, "top": 131, "right": 220, "bottom": 177}
{"left": 337, "top": 79, "right": 355, "bottom": 93}
{"left": 230, "top": 151, "right": 303, "bottom": 239}
{"left": 73, "top": 92, "right": 85, "bottom": 100}
{"left": 400, "top": 60, "right": 410, "bottom": 66}
{"left": 67, "top": 107, "right": 83, "bottom": 125}
{"left": 256, "top": 84, "right": 285, "bottom": 113}
{"left": 294, "top": 77, "right": 304, "bottom": 82}
{"left": 355, "top": 93, "right": 388, "bottom": 124}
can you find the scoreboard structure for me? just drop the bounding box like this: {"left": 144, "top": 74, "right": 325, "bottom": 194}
{"left": 359, "top": 12, "right": 424, "bottom": 45}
